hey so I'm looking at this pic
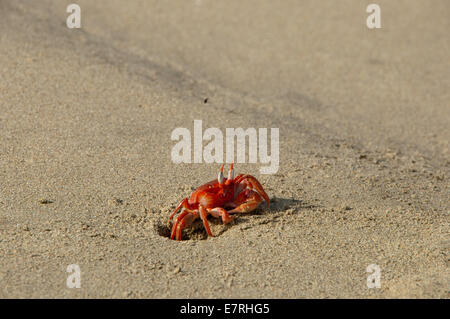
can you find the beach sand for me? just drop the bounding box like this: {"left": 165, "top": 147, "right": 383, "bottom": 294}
{"left": 0, "top": 0, "right": 448, "bottom": 298}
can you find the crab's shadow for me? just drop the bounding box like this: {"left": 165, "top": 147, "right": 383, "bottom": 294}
{"left": 157, "top": 197, "right": 315, "bottom": 241}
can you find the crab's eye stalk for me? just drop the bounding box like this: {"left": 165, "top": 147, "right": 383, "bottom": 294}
{"left": 218, "top": 164, "right": 225, "bottom": 184}
{"left": 226, "top": 163, "right": 234, "bottom": 185}
{"left": 218, "top": 170, "right": 224, "bottom": 184}
{"left": 229, "top": 162, "right": 234, "bottom": 180}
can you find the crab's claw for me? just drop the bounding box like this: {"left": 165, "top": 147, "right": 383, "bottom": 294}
{"left": 248, "top": 175, "right": 270, "bottom": 208}
{"left": 236, "top": 174, "right": 270, "bottom": 208}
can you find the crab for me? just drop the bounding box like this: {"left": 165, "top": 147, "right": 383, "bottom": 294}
{"left": 168, "top": 163, "right": 270, "bottom": 240}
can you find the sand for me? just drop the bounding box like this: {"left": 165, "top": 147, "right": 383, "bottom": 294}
{"left": 0, "top": 0, "right": 448, "bottom": 298}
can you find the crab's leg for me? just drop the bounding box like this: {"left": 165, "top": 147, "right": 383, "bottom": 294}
{"left": 175, "top": 212, "right": 196, "bottom": 241}
{"left": 168, "top": 198, "right": 190, "bottom": 222}
{"left": 199, "top": 205, "right": 214, "bottom": 237}
{"left": 207, "top": 207, "right": 235, "bottom": 224}
{"left": 170, "top": 210, "right": 190, "bottom": 239}
{"left": 171, "top": 209, "right": 198, "bottom": 240}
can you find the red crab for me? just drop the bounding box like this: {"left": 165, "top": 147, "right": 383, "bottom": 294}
{"left": 168, "top": 163, "right": 269, "bottom": 240}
